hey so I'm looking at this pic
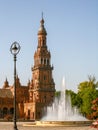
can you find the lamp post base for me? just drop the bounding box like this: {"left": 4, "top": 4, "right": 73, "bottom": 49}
{"left": 14, "top": 125, "right": 18, "bottom": 130}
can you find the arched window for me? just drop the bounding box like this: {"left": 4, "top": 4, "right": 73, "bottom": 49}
{"left": 10, "top": 108, "right": 14, "bottom": 115}
{"left": 3, "top": 107, "right": 8, "bottom": 115}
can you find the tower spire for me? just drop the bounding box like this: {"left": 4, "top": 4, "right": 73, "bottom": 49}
{"left": 42, "top": 12, "right": 43, "bottom": 19}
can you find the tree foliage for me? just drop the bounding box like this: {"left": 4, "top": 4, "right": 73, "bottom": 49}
{"left": 77, "top": 76, "right": 98, "bottom": 119}
{"left": 55, "top": 91, "right": 60, "bottom": 97}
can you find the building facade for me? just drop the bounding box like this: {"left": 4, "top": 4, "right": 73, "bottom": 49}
{"left": 0, "top": 76, "right": 29, "bottom": 119}
{"left": 0, "top": 17, "right": 55, "bottom": 120}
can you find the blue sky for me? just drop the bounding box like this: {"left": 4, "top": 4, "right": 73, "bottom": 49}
{"left": 0, "top": 0, "right": 97, "bottom": 92}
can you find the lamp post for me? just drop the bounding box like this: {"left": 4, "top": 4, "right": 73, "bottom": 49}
{"left": 10, "top": 41, "right": 20, "bottom": 130}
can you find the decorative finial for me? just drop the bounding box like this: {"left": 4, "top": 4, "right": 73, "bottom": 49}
{"left": 42, "top": 12, "right": 43, "bottom": 19}
{"left": 6, "top": 77, "right": 8, "bottom": 82}
{"left": 40, "top": 12, "right": 44, "bottom": 25}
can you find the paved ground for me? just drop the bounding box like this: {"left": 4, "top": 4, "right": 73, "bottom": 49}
{"left": 0, "top": 122, "right": 95, "bottom": 130}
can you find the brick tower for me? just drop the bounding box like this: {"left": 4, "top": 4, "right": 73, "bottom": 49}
{"left": 28, "top": 16, "right": 55, "bottom": 120}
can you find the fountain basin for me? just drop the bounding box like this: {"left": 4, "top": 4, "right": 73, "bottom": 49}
{"left": 23, "top": 120, "right": 92, "bottom": 127}
{"left": 36, "top": 120, "right": 92, "bottom": 126}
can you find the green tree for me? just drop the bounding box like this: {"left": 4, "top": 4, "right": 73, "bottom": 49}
{"left": 77, "top": 76, "right": 98, "bottom": 119}
{"left": 79, "top": 88, "right": 97, "bottom": 117}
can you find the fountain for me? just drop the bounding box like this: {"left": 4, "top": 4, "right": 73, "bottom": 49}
{"left": 36, "top": 77, "right": 92, "bottom": 126}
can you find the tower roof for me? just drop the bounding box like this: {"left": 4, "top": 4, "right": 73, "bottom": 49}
{"left": 38, "top": 15, "right": 47, "bottom": 35}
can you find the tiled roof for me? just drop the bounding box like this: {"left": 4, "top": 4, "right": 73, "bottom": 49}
{"left": 0, "top": 89, "right": 13, "bottom": 98}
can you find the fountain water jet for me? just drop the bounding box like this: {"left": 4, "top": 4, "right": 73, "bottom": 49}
{"left": 42, "top": 77, "right": 87, "bottom": 121}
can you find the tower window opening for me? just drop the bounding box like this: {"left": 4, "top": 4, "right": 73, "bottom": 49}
{"left": 47, "top": 59, "right": 49, "bottom": 65}
{"left": 44, "top": 59, "right": 46, "bottom": 65}
{"left": 38, "top": 112, "right": 40, "bottom": 118}
{"left": 44, "top": 75, "right": 46, "bottom": 80}
{"left": 41, "top": 58, "right": 43, "bottom": 64}
{"left": 28, "top": 110, "right": 30, "bottom": 119}
{"left": 43, "top": 40, "right": 45, "bottom": 46}
{"left": 43, "top": 39, "right": 44, "bottom": 43}
{"left": 44, "top": 96, "right": 46, "bottom": 102}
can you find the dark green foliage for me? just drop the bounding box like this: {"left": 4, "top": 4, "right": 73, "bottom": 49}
{"left": 66, "top": 89, "right": 77, "bottom": 107}
{"left": 55, "top": 91, "right": 60, "bottom": 97}
{"left": 73, "top": 94, "right": 82, "bottom": 108}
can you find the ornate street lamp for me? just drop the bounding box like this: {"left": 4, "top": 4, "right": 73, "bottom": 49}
{"left": 10, "top": 41, "right": 20, "bottom": 130}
